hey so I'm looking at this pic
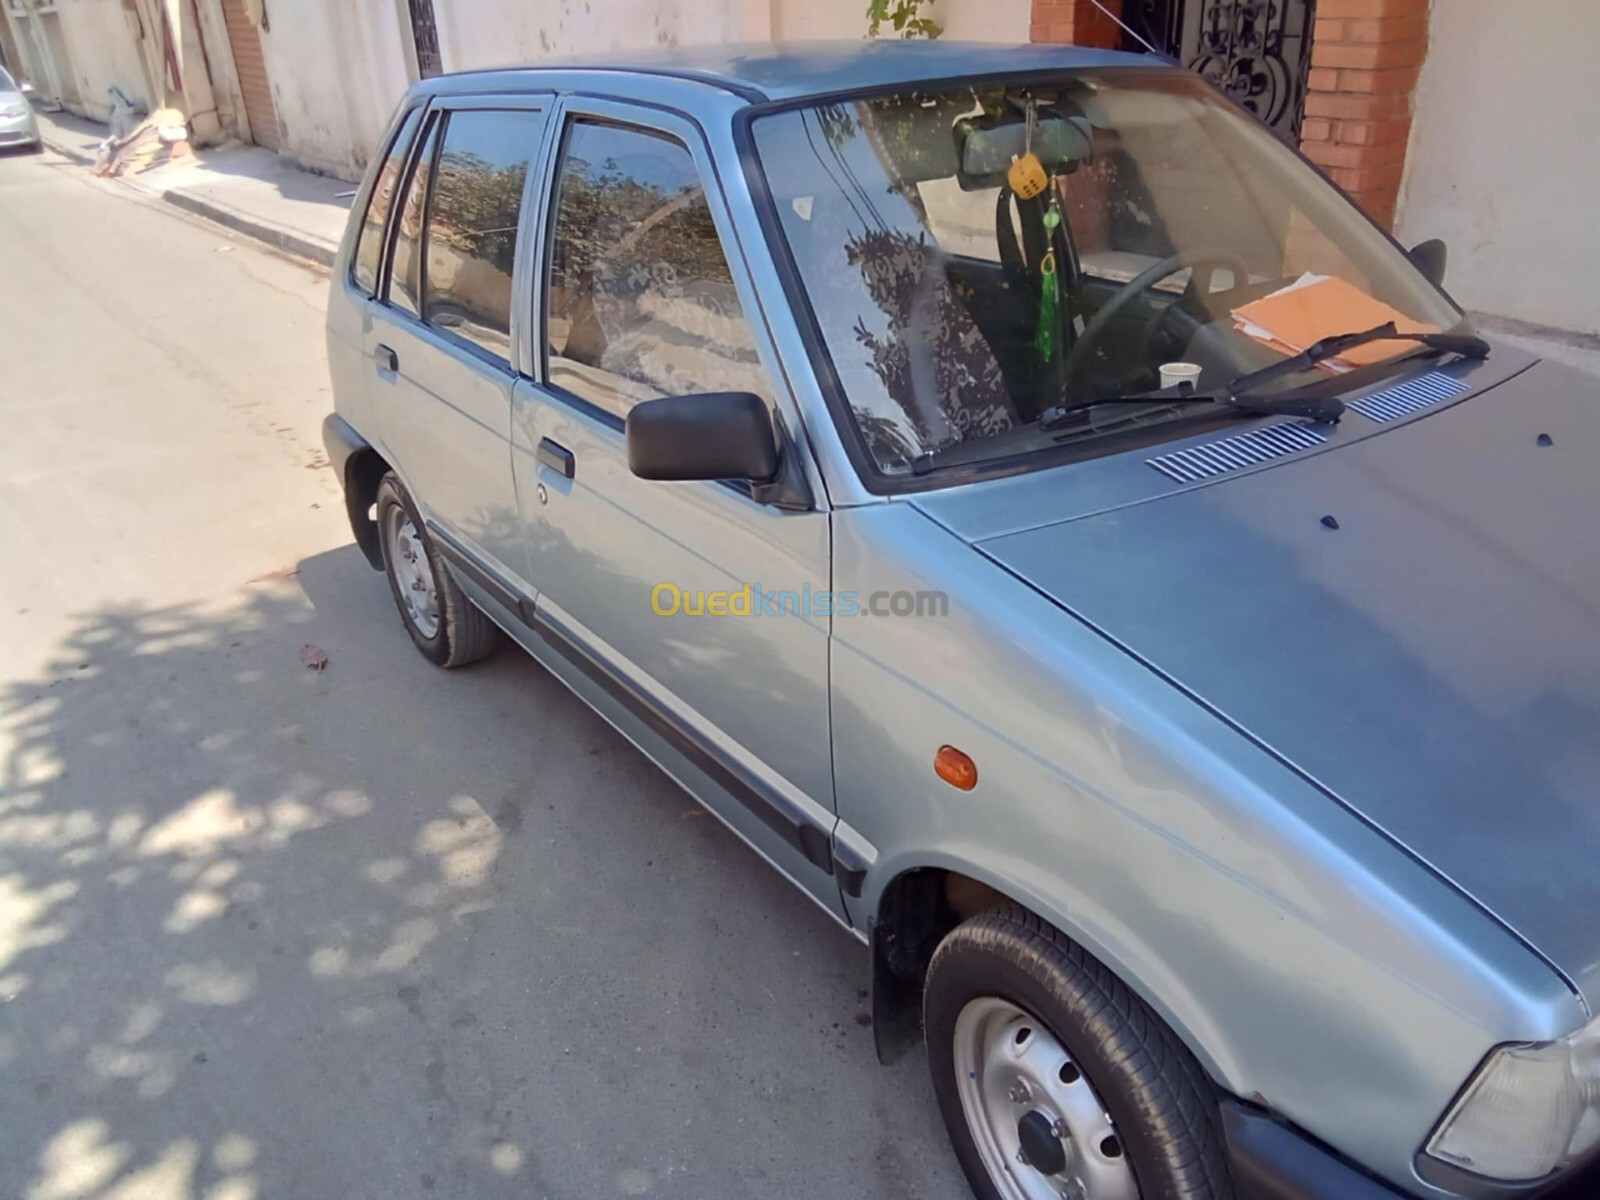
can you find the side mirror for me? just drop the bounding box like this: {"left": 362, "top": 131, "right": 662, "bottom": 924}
{"left": 19, "top": 82, "right": 37, "bottom": 101}
{"left": 627, "top": 392, "right": 779, "bottom": 485}
{"left": 1409, "top": 238, "right": 1448, "bottom": 287}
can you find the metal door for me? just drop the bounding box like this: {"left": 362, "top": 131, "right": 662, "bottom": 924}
{"left": 511, "top": 98, "right": 845, "bottom": 921}
{"left": 220, "top": 0, "right": 279, "bottom": 150}
{"left": 363, "top": 99, "right": 551, "bottom": 598}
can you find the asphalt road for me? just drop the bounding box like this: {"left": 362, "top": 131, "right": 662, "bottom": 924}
{"left": 0, "top": 146, "right": 968, "bottom": 1200}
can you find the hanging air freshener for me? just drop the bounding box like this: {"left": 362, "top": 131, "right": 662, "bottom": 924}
{"left": 1007, "top": 100, "right": 1048, "bottom": 200}
{"left": 1008, "top": 155, "right": 1048, "bottom": 200}
{"left": 1036, "top": 179, "right": 1063, "bottom": 363}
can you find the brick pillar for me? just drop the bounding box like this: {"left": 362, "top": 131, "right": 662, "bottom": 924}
{"left": 1030, "top": 0, "right": 1124, "bottom": 48}
{"left": 1299, "top": 0, "right": 1429, "bottom": 229}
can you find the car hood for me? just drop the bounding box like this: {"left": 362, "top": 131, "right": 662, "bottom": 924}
{"left": 968, "top": 357, "right": 1600, "bottom": 1006}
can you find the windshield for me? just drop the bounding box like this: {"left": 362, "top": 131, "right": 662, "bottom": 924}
{"left": 751, "top": 70, "right": 1461, "bottom": 478}
{"left": 0, "top": 67, "right": 16, "bottom": 93}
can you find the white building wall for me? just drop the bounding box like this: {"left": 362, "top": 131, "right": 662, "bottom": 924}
{"left": 1395, "top": 0, "right": 1600, "bottom": 338}
{"left": 56, "top": 0, "right": 154, "bottom": 117}
{"left": 434, "top": 0, "right": 1030, "bottom": 71}
{"left": 1, "top": 9, "right": 52, "bottom": 98}
{"left": 250, "top": 0, "right": 411, "bottom": 178}
{"left": 193, "top": 0, "right": 1030, "bottom": 179}
{"left": 434, "top": 0, "right": 757, "bottom": 70}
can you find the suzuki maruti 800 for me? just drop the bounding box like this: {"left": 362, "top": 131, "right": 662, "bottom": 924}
{"left": 324, "top": 41, "right": 1600, "bottom": 1200}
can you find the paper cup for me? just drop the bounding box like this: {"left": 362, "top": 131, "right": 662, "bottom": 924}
{"left": 1160, "top": 362, "right": 1203, "bottom": 391}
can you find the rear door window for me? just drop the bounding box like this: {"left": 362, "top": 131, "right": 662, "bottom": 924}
{"left": 387, "top": 115, "right": 441, "bottom": 317}
{"left": 419, "top": 109, "right": 543, "bottom": 364}
{"left": 352, "top": 107, "right": 422, "bottom": 296}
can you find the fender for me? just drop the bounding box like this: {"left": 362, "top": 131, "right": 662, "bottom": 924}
{"left": 321, "top": 413, "right": 387, "bottom": 570}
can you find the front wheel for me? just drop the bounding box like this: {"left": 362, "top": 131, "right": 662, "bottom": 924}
{"left": 375, "top": 473, "right": 499, "bottom": 668}
{"left": 925, "top": 907, "right": 1233, "bottom": 1200}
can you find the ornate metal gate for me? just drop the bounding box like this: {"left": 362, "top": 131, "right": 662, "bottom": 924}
{"left": 1120, "top": 0, "right": 1318, "bottom": 141}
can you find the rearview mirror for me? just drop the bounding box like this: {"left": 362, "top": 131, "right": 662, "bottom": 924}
{"left": 627, "top": 392, "right": 779, "bottom": 485}
{"left": 1408, "top": 238, "right": 1448, "bottom": 287}
{"left": 956, "top": 114, "right": 1092, "bottom": 188}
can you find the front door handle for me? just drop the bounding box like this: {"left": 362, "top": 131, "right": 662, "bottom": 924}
{"left": 374, "top": 344, "right": 398, "bottom": 372}
{"left": 537, "top": 437, "right": 575, "bottom": 479}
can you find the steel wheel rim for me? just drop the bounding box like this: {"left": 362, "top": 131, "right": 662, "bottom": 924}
{"left": 952, "top": 997, "right": 1139, "bottom": 1200}
{"left": 385, "top": 505, "right": 440, "bottom": 639}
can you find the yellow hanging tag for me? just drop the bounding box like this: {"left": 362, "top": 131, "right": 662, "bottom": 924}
{"left": 1008, "top": 99, "right": 1047, "bottom": 199}
{"left": 1008, "top": 153, "right": 1048, "bottom": 199}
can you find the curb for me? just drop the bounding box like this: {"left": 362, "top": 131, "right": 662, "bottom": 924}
{"left": 160, "top": 188, "right": 336, "bottom": 267}
{"left": 40, "top": 131, "right": 338, "bottom": 268}
{"left": 41, "top": 133, "right": 95, "bottom": 166}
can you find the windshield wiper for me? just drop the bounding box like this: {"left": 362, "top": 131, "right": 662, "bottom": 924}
{"left": 1039, "top": 383, "right": 1344, "bottom": 431}
{"left": 1040, "top": 321, "right": 1490, "bottom": 433}
{"left": 1227, "top": 321, "right": 1488, "bottom": 396}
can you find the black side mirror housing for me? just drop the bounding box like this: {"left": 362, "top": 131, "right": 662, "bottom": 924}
{"left": 627, "top": 391, "right": 780, "bottom": 484}
{"left": 1409, "top": 238, "right": 1448, "bottom": 288}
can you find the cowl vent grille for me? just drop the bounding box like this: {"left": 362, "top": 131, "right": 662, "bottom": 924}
{"left": 1147, "top": 421, "right": 1331, "bottom": 484}
{"left": 1348, "top": 372, "right": 1468, "bottom": 423}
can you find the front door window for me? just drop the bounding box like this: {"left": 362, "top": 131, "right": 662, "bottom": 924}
{"left": 545, "top": 119, "right": 772, "bottom": 420}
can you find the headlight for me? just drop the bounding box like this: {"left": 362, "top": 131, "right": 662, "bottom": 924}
{"left": 1426, "top": 1016, "right": 1600, "bottom": 1180}
{"left": 0, "top": 105, "right": 27, "bottom": 119}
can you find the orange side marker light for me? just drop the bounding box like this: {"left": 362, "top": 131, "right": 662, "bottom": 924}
{"left": 935, "top": 745, "right": 978, "bottom": 791}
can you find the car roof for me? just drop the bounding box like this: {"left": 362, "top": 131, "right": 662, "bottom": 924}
{"left": 425, "top": 40, "right": 1163, "bottom": 105}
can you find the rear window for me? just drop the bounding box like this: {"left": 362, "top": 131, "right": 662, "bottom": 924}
{"left": 388, "top": 116, "right": 440, "bottom": 317}
{"left": 352, "top": 108, "right": 422, "bottom": 296}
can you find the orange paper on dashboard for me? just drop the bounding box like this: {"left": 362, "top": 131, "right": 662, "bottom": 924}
{"left": 1233, "top": 276, "right": 1439, "bottom": 369}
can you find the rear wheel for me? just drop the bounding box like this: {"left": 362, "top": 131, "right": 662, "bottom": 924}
{"left": 925, "top": 907, "right": 1233, "bottom": 1200}
{"left": 376, "top": 473, "right": 499, "bottom": 668}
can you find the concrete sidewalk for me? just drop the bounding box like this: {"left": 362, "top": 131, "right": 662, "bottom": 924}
{"left": 36, "top": 109, "right": 350, "bottom": 266}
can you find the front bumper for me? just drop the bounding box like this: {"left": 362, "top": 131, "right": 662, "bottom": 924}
{"left": 0, "top": 112, "right": 40, "bottom": 146}
{"left": 1224, "top": 1099, "right": 1600, "bottom": 1200}
{"left": 1223, "top": 1100, "right": 1406, "bottom": 1200}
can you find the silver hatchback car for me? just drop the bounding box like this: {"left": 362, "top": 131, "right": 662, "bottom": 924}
{"left": 324, "top": 42, "right": 1600, "bottom": 1200}
{"left": 0, "top": 66, "right": 41, "bottom": 152}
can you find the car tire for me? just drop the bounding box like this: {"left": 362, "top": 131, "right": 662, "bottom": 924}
{"left": 375, "top": 472, "right": 499, "bottom": 668}
{"left": 925, "top": 906, "right": 1233, "bottom": 1200}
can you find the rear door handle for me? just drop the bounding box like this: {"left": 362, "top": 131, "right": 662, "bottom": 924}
{"left": 374, "top": 344, "right": 398, "bottom": 372}
{"left": 537, "top": 437, "right": 575, "bottom": 479}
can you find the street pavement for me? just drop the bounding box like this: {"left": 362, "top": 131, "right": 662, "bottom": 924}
{"left": 0, "top": 146, "right": 967, "bottom": 1199}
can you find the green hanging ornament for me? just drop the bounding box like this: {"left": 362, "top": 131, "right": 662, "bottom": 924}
{"left": 1036, "top": 186, "right": 1063, "bottom": 363}
{"left": 1036, "top": 249, "right": 1060, "bottom": 363}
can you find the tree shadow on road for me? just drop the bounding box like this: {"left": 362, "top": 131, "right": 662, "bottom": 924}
{"left": 0, "top": 546, "right": 950, "bottom": 1200}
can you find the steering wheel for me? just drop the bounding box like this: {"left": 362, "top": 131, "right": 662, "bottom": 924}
{"left": 1060, "top": 248, "right": 1250, "bottom": 395}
